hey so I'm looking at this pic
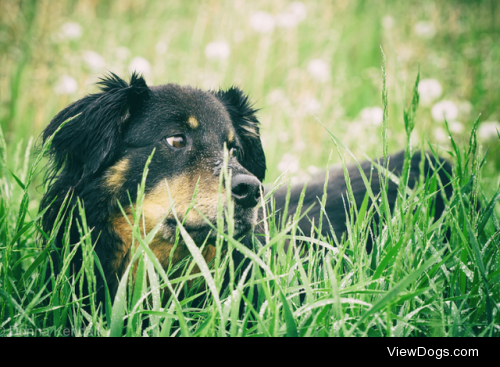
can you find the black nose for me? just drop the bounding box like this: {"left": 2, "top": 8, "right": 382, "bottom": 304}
{"left": 231, "top": 174, "right": 262, "bottom": 209}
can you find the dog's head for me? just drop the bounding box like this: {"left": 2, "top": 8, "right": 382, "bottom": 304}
{"left": 42, "top": 73, "right": 265, "bottom": 275}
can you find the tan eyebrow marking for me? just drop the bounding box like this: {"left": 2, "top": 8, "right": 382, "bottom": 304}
{"left": 228, "top": 130, "right": 234, "bottom": 143}
{"left": 187, "top": 116, "right": 199, "bottom": 129}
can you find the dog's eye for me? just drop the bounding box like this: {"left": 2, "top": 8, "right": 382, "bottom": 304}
{"left": 230, "top": 147, "right": 240, "bottom": 159}
{"left": 165, "top": 135, "right": 186, "bottom": 149}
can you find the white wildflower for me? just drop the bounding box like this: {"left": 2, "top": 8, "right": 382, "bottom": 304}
{"left": 267, "top": 89, "right": 292, "bottom": 113}
{"left": 302, "top": 97, "right": 321, "bottom": 115}
{"left": 129, "top": 57, "right": 151, "bottom": 76}
{"left": 434, "top": 127, "right": 448, "bottom": 143}
{"left": 347, "top": 122, "right": 364, "bottom": 137}
{"left": 54, "top": 75, "right": 78, "bottom": 95}
{"left": 277, "top": 132, "right": 289, "bottom": 143}
{"left": 59, "top": 22, "right": 82, "bottom": 40}
{"left": 115, "top": 46, "right": 130, "bottom": 61}
{"left": 359, "top": 107, "right": 384, "bottom": 126}
{"left": 205, "top": 41, "right": 230, "bottom": 61}
{"left": 278, "top": 153, "right": 300, "bottom": 173}
{"left": 294, "top": 140, "right": 306, "bottom": 152}
{"left": 267, "top": 89, "right": 287, "bottom": 104}
{"left": 82, "top": 50, "right": 105, "bottom": 71}
{"left": 250, "top": 12, "right": 275, "bottom": 33}
{"left": 156, "top": 41, "right": 168, "bottom": 54}
{"left": 307, "top": 59, "right": 330, "bottom": 82}
{"left": 276, "top": 12, "right": 299, "bottom": 29}
{"left": 276, "top": 2, "right": 307, "bottom": 29}
{"left": 289, "top": 2, "right": 307, "bottom": 21}
{"left": 307, "top": 165, "right": 321, "bottom": 175}
{"left": 414, "top": 21, "right": 436, "bottom": 38}
{"left": 382, "top": 16, "right": 394, "bottom": 30}
{"left": 477, "top": 121, "right": 500, "bottom": 141}
{"left": 291, "top": 174, "right": 309, "bottom": 186}
{"left": 418, "top": 79, "right": 442, "bottom": 106}
{"left": 449, "top": 121, "right": 464, "bottom": 134}
{"left": 431, "top": 100, "right": 458, "bottom": 122}
{"left": 198, "top": 70, "right": 219, "bottom": 90}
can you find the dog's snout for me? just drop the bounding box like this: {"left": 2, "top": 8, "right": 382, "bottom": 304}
{"left": 231, "top": 175, "right": 262, "bottom": 209}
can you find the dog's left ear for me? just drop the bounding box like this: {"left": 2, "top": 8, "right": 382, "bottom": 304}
{"left": 43, "top": 72, "right": 150, "bottom": 179}
{"left": 213, "top": 87, "right": 266, "bottom": 182}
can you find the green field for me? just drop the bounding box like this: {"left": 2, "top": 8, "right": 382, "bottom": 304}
{"left": 1, "top": 0, "right": 499, "bottom": 337}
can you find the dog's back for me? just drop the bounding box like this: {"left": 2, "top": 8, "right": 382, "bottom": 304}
{"left": 271, "top": 150, "right": 453, "bottom": 251}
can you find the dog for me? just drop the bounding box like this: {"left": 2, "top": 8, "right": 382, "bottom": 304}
{"left": 272, "top": 150, "right": 453, "bottom": 253}
{"left": 40, "top": 73, "right": 452, "bottom": 302}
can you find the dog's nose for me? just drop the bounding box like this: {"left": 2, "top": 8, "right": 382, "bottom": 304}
{"left": 231, "top": 174, "right": 262, "bottom": 209}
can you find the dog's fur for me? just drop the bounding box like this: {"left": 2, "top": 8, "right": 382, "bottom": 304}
{"left": 272, "top": 150, "right": 453, "bottom": 253}
{"left": 41, "top": 73, "right": 452, "bottom": 301}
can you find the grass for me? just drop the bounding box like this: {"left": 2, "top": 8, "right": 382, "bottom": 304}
{"left": 0, "top": 64, "right": 499, "bottom": 337}
{"left": 1, "top": 0, "right": 499, "bottom": 337}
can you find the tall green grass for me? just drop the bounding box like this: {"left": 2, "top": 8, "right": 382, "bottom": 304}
{"left": 0, "top": 66, "right": 498, "bottom": 337}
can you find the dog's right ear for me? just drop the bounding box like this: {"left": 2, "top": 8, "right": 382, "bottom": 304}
{"left": 43, "top": 72, "right": 149, "bottom": 178}
{"left": 212, "top": 87, "right": 266, "bottom": 182}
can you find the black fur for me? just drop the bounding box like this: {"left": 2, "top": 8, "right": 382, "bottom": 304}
{"left": 213, "top": 87, "right": 266, "bottom": 181}
{"left": 271, "top": 150, "right": 453, "bottom": 253}
{"left": 40, "top": 73, "right": 453, "bottom": 307}
{"left": 41, "top": 73, "right": 152, "bottom": 288}
{"left": 41, "top": 73, "right": 266, "bottom": 300}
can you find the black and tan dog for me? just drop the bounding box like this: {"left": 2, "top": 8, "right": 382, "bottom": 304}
{"left": 40, "top": 73, "right": 452, "bottom": 301}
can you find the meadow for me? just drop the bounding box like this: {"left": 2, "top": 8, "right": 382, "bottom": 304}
{"left": 0, "top": 0, "right": 499, "bottom": 337}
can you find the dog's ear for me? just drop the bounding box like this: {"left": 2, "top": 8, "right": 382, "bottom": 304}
{"left": 213, "top": 87, "right": 266, "bottom": 182}
{"left": 43, "top": 72, "right": 150, "bottom": 178}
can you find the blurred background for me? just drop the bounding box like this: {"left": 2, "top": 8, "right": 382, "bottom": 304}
{"left": 1, "top": 0, "right": 499, "bottom": 193}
